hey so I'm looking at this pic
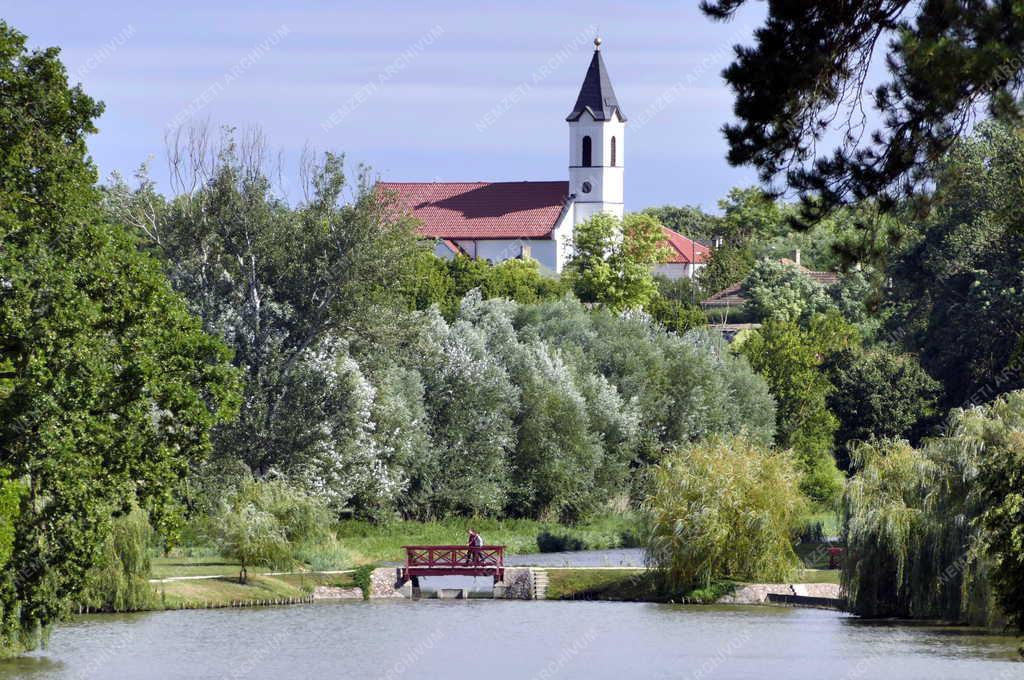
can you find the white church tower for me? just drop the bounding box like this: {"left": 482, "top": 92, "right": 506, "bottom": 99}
{"left": 567, "top": 36, "right": 626, "bottom": 226}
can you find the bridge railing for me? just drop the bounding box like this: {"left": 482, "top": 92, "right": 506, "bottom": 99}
{"left": 403, "top": 545, "right": 504, "bottom": 568}
{"left": 399, "top": 545, "right": 506, "bottom": 584}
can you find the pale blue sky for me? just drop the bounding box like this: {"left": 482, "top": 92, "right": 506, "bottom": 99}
{"left": 5, "top": 1, "right": 766, "bottom": 210}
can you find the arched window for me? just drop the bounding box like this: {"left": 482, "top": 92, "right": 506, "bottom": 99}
{"left": 582, "top": 136, "right": 592, "bottom": 167}
{"left": 611, "top": 136, "right": 617, "bottom": 166}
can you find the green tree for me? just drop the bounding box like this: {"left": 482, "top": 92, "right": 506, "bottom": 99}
{"left": 824, "top": 346, "right": 940, "bottom": 468}
{"left": 734, "top": 314, "right": 856, "bottom": 501}
{"left": 213, "top": 480, "right": 329, "bottom": 583}
{"left": 79, "top": 508, "right": 156, "bottom": 613}
{"left": 106, "top": 128, "right": 420, "bottom": 510}
{"left": 567, "top": 213, "right": 671, "bottom": 310}
{"left": 886, "top": 122, "right": 1024, "bottom": 408}
{"left": 842, "top": 436, "right": 997, "bottom": 626}
{"left": 741, "top": 258, "right": 837, "bottom": 324}
{"left": 645, "top": 434, "right": 808, "bottom": 588}
{"left": 641, "top": 205, "right": 721, "bottom": 241}
{"left": 697, "top": 241, "right": 754, "bottom": 297}
{"left": 971, "top": 391, "right": 1024, "bottom": 630}
{"left": 0, "top": 23, "right": 239, "bottom": 652}
{"left": 703, "top": 1, "right": 1024, "bottom": 217}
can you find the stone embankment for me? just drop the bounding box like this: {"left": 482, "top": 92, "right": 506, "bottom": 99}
{"left": 718, "top": 582, "right": 843, "bottom": 607}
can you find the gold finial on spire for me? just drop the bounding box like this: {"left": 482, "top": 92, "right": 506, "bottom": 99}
{"left": 594, "top": 33, "right": 602, "bottom": 50}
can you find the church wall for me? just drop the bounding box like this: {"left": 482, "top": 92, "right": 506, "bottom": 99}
{"left": 453, "top": 238, "right": 559, "bottom": 272}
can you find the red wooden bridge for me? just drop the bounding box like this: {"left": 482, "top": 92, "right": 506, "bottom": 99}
{"left": 398, "top": 545, "right": 505, "bottom": 585}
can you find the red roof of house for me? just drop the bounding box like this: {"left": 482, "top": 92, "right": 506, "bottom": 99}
{"left": 661, "top": 226, "right": 709, "bottom": 264}
{"left": 377, "top": 181, "right": 570, "bottom": 239}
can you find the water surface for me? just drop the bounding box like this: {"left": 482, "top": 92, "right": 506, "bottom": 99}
{"left": 2, "top": 600, "right": 1019, "bottom": 679}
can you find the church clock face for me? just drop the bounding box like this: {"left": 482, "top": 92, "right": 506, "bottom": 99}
{"left": 581, "top": 181, "right": 592, "bottom": 194}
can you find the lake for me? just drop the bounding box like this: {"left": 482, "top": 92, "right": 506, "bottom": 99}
{"left": 1, "top": 600, "right": 1019, "bottom": 679}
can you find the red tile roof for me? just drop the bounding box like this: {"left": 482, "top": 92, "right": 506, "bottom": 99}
{"left": 661, "top": 226, "right": 709, "bottom": 264}
{"left": 377, "top": 181, "right": 569, "bottom": 239}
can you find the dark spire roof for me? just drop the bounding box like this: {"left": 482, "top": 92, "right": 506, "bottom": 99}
{"left": 566, "top": 43, "right": 626, "bottom": 122}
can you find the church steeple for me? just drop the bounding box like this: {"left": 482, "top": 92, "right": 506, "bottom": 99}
{"left": 566, "top": 36, "right": 626, "bottom": 229}
{"left": 566, "top": 37, "right": 626, "bottom": 122}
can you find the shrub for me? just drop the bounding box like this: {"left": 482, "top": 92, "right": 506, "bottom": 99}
{"left": 644, "top": 435, "right": 809, "bottom": 587}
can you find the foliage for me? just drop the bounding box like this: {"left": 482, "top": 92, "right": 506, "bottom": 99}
{"left": 212, "top": 480, "right": 330, "bottom": 582}
{"left": 824, "top": 346, "right": 940, "bottom": 468}
{"left": 352, "top": 564, "right": 374, "bottom": 600}
{"left": 105, "top": 127, "right": 420, "bottom": 511}
{"left": 842, "top": 393, "right": 1024, "bottom": 627}
{"left": 842, "top": 437, "right": 998, "bottom": 626}
{"left": 518, "top": 297, "right": 776, "bottom": 462}
{"left": 734, "top": 315, "right": 856, "bottom": 501}
{"left": 645, "top": 435, "right": 809, "bottom": 588}
{"left": 401, "top": 250, "right": 568, "bottom": 319}
{"left": 741, "top": 258, "right": 837, "bottom": 324}
{"left": 697, "top": 241, "right": 754, "bottom": 297}
{"left": 78, "top": 508, "right": 157, "bottom": 613}
{"left": 886, "top": 122, "right": 1024, "bottom": 408}
{"left": 970, "top": 391, "right": 1024, "bottom": 630}
{"left": 702, "top": 0, "right": 1024, "bottom": 216}
{"left": 0, "top": 23, "right": 239, "bottom": 654}
{"left": 566, "top": 212, "right": 671, "bottom": 310}
{"left": 641, "top": 205, "right": 720, "bottom": 242}
{"left": 645, "top": 275, "right": 707, "bottom": 335}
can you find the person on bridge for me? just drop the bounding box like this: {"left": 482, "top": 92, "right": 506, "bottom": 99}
{"left": 467, "top": 529, "right": 484, "bottom": 565}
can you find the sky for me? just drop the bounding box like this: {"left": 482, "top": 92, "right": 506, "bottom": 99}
{"left": 5, "top": 0, "right": 768, "bottom": 211}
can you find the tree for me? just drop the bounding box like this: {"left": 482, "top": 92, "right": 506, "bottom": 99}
{"left": 516, "top": 297, "right": 777, "bottom": 461}
{"left": 824, "top": 346, "right": 940, "bottom": 468}
{"left": 645, "top": 435, "right": 808, "bottom": 588}
{"left": 970, "top": 391, "right": 1024, "bottom": 630}
{"left": 734, "top": 314, "right": 856, "bottom": 502}
{"left": 0, "top": 23, "right": 238, "bottom": 652}
{"left": 843, "top": 434, "right": 998, "bottom": 626}
{"left": 886, "top": 122, "right": 1024, "bottom": 408}
{"left": 703, "top": 1, "right": 1024, "bottom": 217}
{"left": 741, "top": 258, "right": 837, "bottom": 324}
{"left": 697, "top": 241, "right": 755, "bottom": 297}
{"left": 106, "top": 127, "right": 420, "bottom": 510}
{"left": 641, "top": 205, "right": 721, "bottom": 241}
{"left": 566, "top": 213, "right": 671, "bottom": 310}
{"left": 213, "top": 480, "right": 330, "bottom": 583}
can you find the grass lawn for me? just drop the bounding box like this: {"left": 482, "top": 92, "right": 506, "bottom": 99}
{"left": 151, "top": 556, "right": 275, "bottom": 579}
{"left": 796, "top": 569, "right": 842, "bottom": 584}
{"left": 155, "top": 571, "right": 358, "bottom": 609}
{"left": 334, "top": 514, "right": 639, "bottom": 564}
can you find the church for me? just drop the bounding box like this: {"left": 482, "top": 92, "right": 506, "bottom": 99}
{"left": 379, "top": 38, "right": 708, "bottom": 279}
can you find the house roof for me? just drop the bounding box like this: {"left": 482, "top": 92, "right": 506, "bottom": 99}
{"left": 701, "top": 258, "right": 841, "bottom": 308}
{"left": 566, "top": 46, "right": 626, "bottom": 122}
{"left": 377, "top": 181, "right": 570, "bottom": 239}
{"left": 661, "top": 227, "right": 710, "bottom": 264}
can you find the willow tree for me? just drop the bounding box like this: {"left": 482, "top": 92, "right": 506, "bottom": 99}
{"left": 645, "top": 435, "right": 808, "bottom": 588}
{"left": 843, "top": 427, "right": 1003, "bottom": 626}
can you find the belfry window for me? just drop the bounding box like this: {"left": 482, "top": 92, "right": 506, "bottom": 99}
{"left": 582, "top": 136, "right": 592, "bottom": 167}
{"left": 611, "top": 136, "right": 617, "bottom": 166}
